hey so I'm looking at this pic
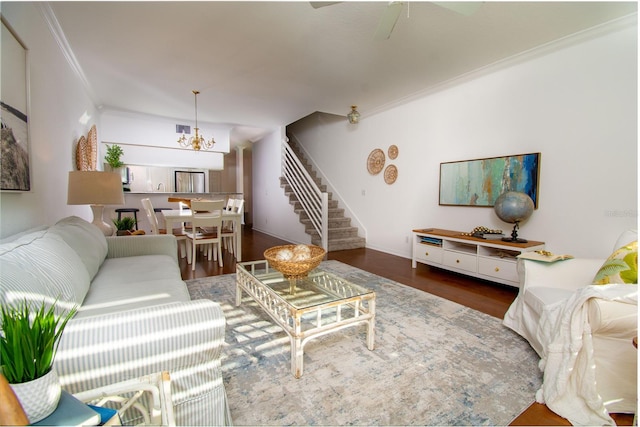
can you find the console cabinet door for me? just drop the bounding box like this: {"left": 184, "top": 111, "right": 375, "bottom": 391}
{"left": 478, "top": 257, "right": 518, "bottom": 283}
{"left": 443, "top": 251, "right": 477, "bottom": 273}
{"left": 413, "top": 244, "right": 443, "bottom": 264}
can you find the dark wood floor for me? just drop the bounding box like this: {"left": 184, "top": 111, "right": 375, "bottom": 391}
{"left": 179, "top": 226, "right": 634, "bottom": 426}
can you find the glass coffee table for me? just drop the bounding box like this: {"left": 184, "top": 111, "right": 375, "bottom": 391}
{"left": 236, "top": 260, "right": 376, "bottom": 378}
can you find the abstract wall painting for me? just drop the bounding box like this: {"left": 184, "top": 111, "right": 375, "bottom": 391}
{"left": 1, "top": 18, "right": 30, "bottom": 191}
{"left": 439, "top": 152, "right": 540, "bottom": 208}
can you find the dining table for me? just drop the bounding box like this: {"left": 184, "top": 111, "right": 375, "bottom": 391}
{"left": 167, "top": 197, "right": 214, "bottom": 209}
{"left": 162, "top": 208, "right": 244, "bottom": 262}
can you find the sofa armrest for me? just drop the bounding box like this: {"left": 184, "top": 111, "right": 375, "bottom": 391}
{"left": 588, "top": 297, "right": 637, "bottom": 338}
{"left": 106, "top": 234, "right": 177, "bottom": 259}
{"left": 517, "top": 258, "right": 604, "bottom": 291}
{"left": 55, "top": 300, "right": 225, "bottom": 408}
{"left": 587, "top": 297, "right": 637, "bottom": 413}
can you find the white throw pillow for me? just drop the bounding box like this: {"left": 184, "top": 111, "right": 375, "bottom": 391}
{"left": 49, "top": 216, "right": 108, "bottom": 280}
{"left": 0, "top": 231, "right": 90, "bottom": 315}
{"left": 614, "top": 229, "right": 638, "bottom": 251}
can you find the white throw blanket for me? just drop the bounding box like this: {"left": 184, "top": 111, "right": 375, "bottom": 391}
{"left": 535, "top": 284, "right": 637, "bottom": 426}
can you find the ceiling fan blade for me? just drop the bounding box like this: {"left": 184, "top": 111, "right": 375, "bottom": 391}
{"left": 309, "top": 1, "right": 342, "bottom": 9}
{"left": 374, "top": 1, "right": 404, "bottom": 41}
{"left": 432, "top": 2, "right": 482, "bottom": 16}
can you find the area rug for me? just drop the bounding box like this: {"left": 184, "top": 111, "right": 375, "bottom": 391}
{"left": 186, "top": 260, "right": 542, "bottom": 426}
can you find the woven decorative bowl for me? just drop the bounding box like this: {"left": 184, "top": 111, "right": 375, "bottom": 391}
{"left": 264, "top": 244, "right": 326, "bottom": 279}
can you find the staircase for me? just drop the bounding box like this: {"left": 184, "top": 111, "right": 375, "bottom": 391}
{"left": 281, "top": 139, "right": 366, "bottom": 252}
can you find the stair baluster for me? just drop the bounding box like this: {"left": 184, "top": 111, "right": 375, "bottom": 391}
{"left": 281, "top": 137, "right": 365, "bottom": 252}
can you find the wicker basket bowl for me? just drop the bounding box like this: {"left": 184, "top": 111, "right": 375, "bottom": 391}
{"left": 264, "top": 244, "right": 326, "bottom": 279}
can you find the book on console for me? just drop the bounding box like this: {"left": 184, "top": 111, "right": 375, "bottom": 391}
{"left": 420, "top": 236, "right": 443, "bottom": 246}
{"left": 517, "top": 250, "right": 574, "bottom": 263}
{"left": 482, "top": 233, "right": 505, "bottom": 240}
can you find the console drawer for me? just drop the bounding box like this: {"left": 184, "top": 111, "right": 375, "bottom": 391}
{"left": 478, "top": 257, "right": 518, "bottom": 283}
{"left": 414, "top": 244, "right": 443, "bottom": 264}
{"left": 443, "top": 251, "right": 476, "bottom": 273}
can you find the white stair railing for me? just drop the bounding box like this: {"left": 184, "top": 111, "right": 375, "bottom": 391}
{"left": 282, "top": 139, "right": 329, "bottom": 251}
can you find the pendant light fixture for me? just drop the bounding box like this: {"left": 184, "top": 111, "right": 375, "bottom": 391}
{"left": 178, "top": 90, "right": 215, "bottom": 151}
{"left": 347, "top": 105, "right": 360, "bottom": 124}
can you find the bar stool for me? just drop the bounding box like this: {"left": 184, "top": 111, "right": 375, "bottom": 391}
{"left": 115, "top": 208, "right": 140, "bottom": 230}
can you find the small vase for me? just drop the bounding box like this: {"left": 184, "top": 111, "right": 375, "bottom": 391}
{"left": 10, "top": 369, "right": 61, "bottom": 423}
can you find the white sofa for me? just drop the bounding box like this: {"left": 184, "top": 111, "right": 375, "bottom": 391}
{"left": 503, "top": 230, "right": 637, "bottom": 425}
{"left": 0, "top": 216, "right": 232, "bottom": 425}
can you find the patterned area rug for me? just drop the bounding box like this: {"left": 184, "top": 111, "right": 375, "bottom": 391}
{"left": 186, "top": 260, "right": 541, "bottom": 426}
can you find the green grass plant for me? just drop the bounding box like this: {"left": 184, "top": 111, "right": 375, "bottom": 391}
{"left": 113, "top": 216, "right": 136, "bottom": 231}
{"left": 0, "top": 300, "right": 77, "bottom": 384}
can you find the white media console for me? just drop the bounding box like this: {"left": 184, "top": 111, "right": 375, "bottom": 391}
{"left": 412, "top": 228, "right": 545, "bottom": 288}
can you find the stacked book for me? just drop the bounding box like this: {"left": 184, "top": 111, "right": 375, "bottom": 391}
{"left": 480, "top": 232, "right": 505, "bottom": 240}
{"left": 420, "top": 236, "right": 443, "bottom": 246}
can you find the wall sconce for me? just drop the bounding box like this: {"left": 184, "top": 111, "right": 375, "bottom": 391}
{"left": 347, "top": 105, "right": 360, "bottom": 124}
{"left": 67, "top": 171, "right": 125, "bottom": 236}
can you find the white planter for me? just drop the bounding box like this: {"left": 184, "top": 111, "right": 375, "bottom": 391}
{"left": 10, "top": 369, "right": 61, "bottom": 423}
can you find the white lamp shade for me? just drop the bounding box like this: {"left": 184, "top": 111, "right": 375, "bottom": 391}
{"left": 67, "top": 171, "right": 125, "bottom": 205}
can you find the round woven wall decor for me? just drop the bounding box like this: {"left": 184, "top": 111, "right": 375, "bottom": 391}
{"left": 388, "top": 145, "right": 398, "bottom": 160}
{"left": 367, "top": 148, "right": 385, "bottom": 175}
{"left": 384, "top": 164, "right": 398, "bottom": 185}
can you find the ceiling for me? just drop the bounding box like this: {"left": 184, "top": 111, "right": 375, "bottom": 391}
{"left": 48, "top": 1, "right": 637, "bottom": 146}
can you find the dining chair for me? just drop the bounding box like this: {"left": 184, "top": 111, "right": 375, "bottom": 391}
{"left": 221, "top": 198, "right": 244, "bottom": 256}
{"left": 234, "top": 198, "right": 245, "bottom": 216}
{"left": 220, "top": 197, "right": 235, "bottom": 242}
{"left": 140, "top": 198, "right": 187, "bottom": 258}
{"left": 185, "top": 200, "right": 225, "bottom": 270}
{"left": 224, "top": 197, "right": 235, "bottom": 212}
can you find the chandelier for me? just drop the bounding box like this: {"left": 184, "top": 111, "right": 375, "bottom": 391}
{"left": 178, "top": 90, "right": 215, "bottom": 151}
{"left": 347, "top": 105, "right": 360, "bottom": 124}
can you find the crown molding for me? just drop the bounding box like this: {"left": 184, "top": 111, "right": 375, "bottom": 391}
{"left": 365, "top": 13, "right": 638, "bottom": 119}
{"left": 38, "top": 2, "right": 100, "bottom": 106}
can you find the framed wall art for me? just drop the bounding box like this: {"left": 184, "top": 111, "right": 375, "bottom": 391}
{"left": 439, "top": 152, "right": 540, "bottom": 208}
{"left": 1, "top": 17, "right": 31, "bottom": 191}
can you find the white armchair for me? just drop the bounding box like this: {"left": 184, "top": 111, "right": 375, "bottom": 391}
{"left": 503, "top": 230, "right": 637, "bottom": 425}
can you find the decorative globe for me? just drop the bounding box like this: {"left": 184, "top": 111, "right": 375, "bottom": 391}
{"left": 494, "top": 192, "right": 534, "bottom": 223}
{"left": 494, "top": 192, "right": 534, "bottom": 242}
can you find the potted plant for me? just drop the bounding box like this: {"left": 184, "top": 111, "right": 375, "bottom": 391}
{"left": 0, "top": 300, "right": 77, "bottom": 423}
{"left": 113, "top": 216, "right": 136, "bottom": 235}
{"left": 104, "top": 144, "right": 124, "bottom": 171}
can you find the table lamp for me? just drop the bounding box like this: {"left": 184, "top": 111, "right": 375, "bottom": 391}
{"left": 67, "top": 171, "right": 125, "bottom": 236}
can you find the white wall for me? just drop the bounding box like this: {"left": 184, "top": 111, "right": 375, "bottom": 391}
{"left": 252, "top": 128, "right": 310, "bottom": 245}
{"left": 0, "top": 3, "right": 101, "bottom": 238}
{"left": 0, "top": 4, "right": 230, "bottom": 239}
{"left": 280, "top": 19, "right": 638, "bottom": 259}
